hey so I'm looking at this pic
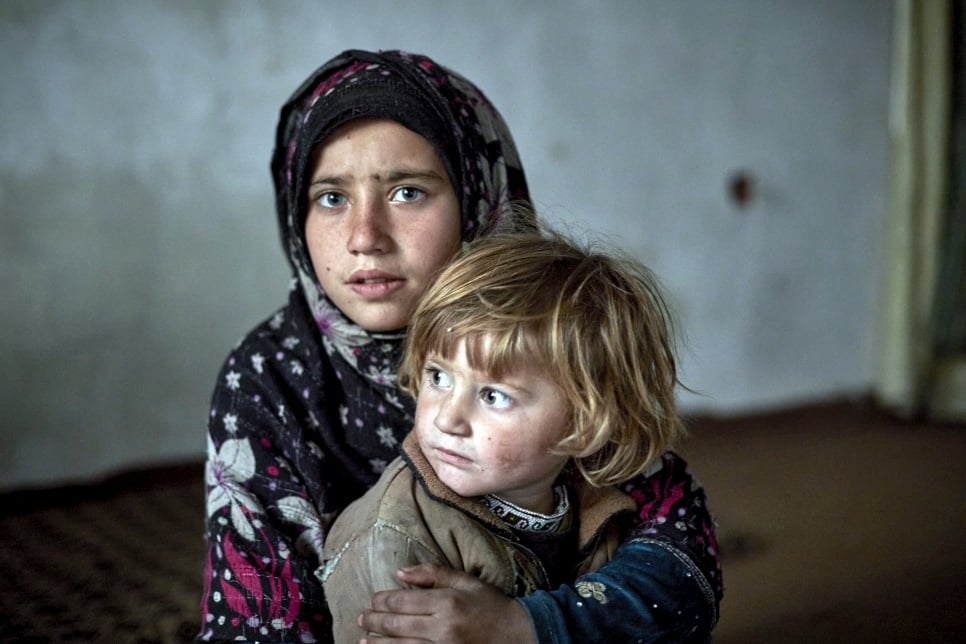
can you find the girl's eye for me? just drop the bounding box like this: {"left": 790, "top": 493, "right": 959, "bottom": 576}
{"left": 315, "top": 192, "right": 346, "bottom": 209}
{"left": 426, "top": 367, "right": 452, "bottom": 388}
{"left": 390, "top": 186, "right": 425, "bottom": 203}
{"left": 481, "top": 388, "right": 512, "bottom": 409}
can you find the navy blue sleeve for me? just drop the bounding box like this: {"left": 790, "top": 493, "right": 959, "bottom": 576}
{"left": 517, "top": 539, "right": 715, "bottom": 644}
{"left": 517, "top": 452, "right": 723, "bottom": 643}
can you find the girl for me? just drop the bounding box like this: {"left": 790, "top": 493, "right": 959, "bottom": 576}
{"left": 200, "top": 49, "right": 721, "bottom": 643}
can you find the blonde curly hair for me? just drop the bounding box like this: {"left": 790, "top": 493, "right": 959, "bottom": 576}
{"left": 399, "top": 227, "right": 685, "bottom": 487}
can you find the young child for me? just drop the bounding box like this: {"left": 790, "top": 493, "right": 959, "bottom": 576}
{"left": 318, "top": 229, "right": 687, "bottom": 642}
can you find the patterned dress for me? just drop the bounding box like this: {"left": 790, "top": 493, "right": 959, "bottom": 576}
{"left": 198, "top": 49, "right": 722, "bottom": 643}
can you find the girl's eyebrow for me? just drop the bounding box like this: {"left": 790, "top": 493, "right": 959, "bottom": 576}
{"left": 309, "top": 175, "right": 345, "bottom": 188}
{"left": 309, "top": 167, "right": 446, "bottom": 188}
{"left": 383, "top": 168, "right": 447, "bottom": 183}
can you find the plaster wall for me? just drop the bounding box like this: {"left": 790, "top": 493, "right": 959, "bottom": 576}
{"left": 0, "top": 0, "right": 893, "bottom": 488}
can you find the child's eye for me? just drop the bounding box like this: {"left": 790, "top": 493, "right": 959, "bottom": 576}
{"left": 390, "top": 186, "right": 425, "bottom": 203}
{"left": 425, "top": 367, "right": 452, "bottom": 388}
{"left": 314, "top": 191, "right": 346, "bottom": 208}
{"left": 481, "top": 388, "right": 512, "bottom": 409}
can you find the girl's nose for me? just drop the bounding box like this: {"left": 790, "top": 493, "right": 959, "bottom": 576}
{"left": 347, "top": 199, "right": 391, "bottom": 255}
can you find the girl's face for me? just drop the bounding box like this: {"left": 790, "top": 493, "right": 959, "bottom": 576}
{"left": 305, "top": 118, "right": 461, "bottom": 332}
{"left": 414, "top": 338, "right": 571, "bottom": 514}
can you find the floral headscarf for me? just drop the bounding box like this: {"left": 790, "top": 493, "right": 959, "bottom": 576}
{"left": 270, "top": 49, "right": 533, "bottom": 393}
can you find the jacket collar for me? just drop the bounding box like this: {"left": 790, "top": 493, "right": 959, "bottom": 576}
{"left": 400, "top": 432, "right": 635, "bottom": 548}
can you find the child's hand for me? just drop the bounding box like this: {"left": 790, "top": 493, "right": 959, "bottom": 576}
{"left": 357, "top": 563, "right": 534, "bottom": 643}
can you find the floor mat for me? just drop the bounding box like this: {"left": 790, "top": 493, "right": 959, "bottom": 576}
{"left": 0, "top": 465, "right": 204, "bottom": 643}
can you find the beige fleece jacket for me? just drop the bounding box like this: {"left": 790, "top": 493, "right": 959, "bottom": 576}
{"left": 317, "top": 432, "right": 635, "bottom": 643}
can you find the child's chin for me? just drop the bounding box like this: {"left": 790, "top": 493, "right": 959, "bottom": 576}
{"left": 438, "top": 476, "right": 481, "bottom": 499}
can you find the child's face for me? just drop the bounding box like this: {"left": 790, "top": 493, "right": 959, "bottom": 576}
{"left": 414, "top": 338, "right": 570, "bottom": 514}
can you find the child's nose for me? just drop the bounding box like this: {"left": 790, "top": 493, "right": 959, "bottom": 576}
{"left": 434, "top": 393, "right": 471, "bottom": 436}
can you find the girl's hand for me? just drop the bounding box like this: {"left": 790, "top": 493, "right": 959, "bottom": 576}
{"left": 358, "top": 563, "right": 535, "bottom": 644}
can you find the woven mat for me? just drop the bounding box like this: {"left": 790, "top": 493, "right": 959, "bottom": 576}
{"left": 0, "top": 464, "right": 205, "bottom": 643}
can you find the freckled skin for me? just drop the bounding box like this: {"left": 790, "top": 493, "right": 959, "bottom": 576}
{"left": 304, "top": 118, "right": 461, "bottom": 332}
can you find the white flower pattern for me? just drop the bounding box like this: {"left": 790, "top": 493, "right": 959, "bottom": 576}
{"left": 275, "top": 495, "right": 332, "bottom": 560}
{"left": 206, "top": 436, "right": 264, "bottom": 541}
{"left": 575, "top": 580, "right": 609, "bottom": 604}
{"left": 269, "top": 311, "right": 284, "bottom": 330}
{"left": 376, "top": 425, "right": 397, "bottom": 448}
